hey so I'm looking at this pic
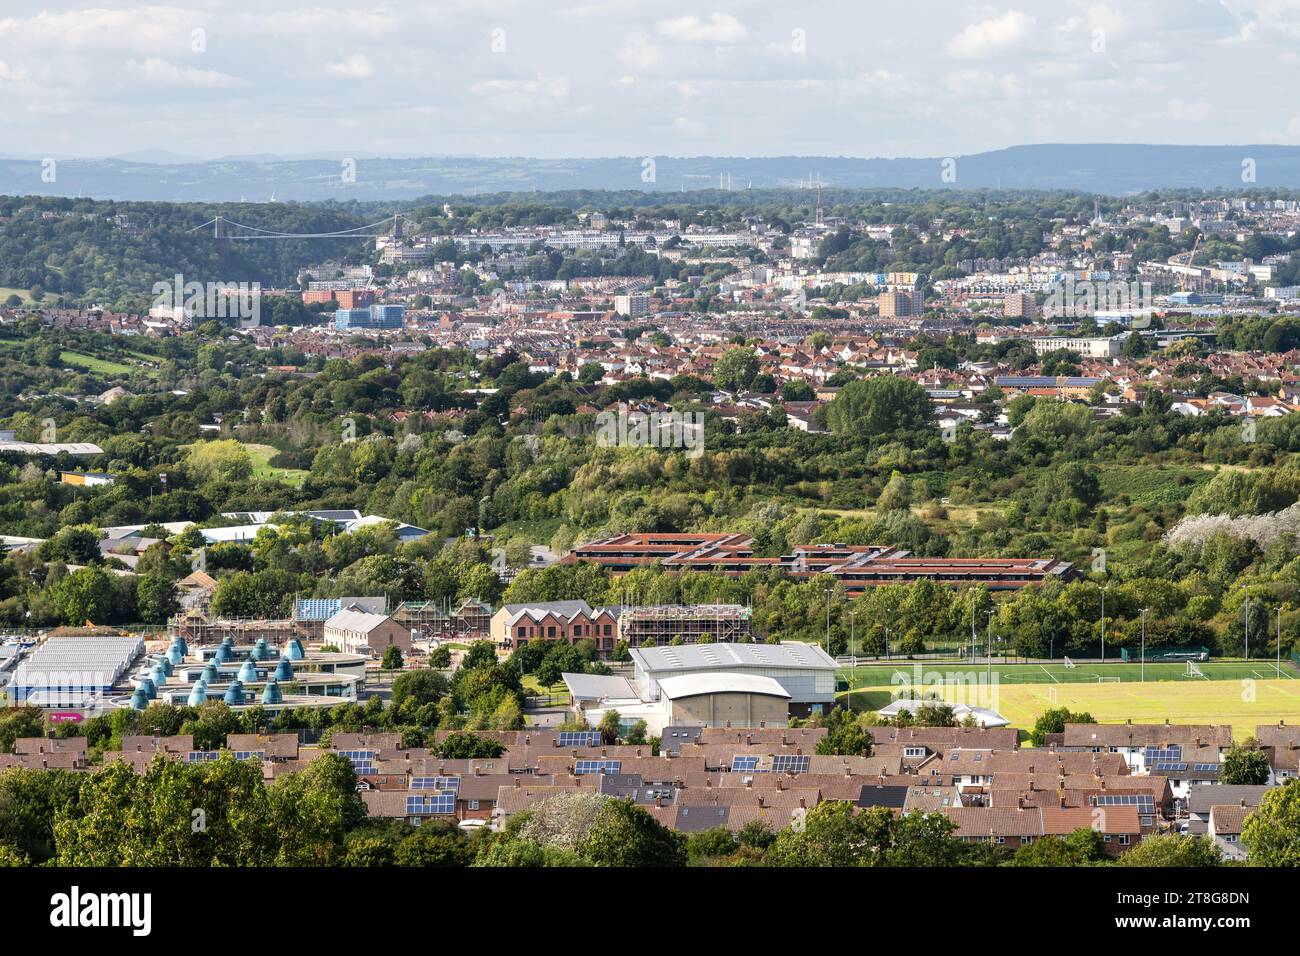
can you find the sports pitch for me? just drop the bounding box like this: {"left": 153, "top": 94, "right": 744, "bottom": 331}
{"left": 838, "top": 659, "right": 1300, "bottom": 688}
{"left": 839, "top": 660, "right": 1300, "bottom": 740}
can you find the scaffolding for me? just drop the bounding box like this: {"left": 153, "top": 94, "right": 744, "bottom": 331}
{"left": 168, "top": 613, "right": 305, "bottom": 647}
{"left": 618, "top": 604, "right": 751, "bottom": 647}
{"left": 391, "top": 598, "right": 492, "bottom": 642}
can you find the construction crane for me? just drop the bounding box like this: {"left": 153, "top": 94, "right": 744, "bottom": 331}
{"left": 1180, "top": 233, "right": 1203, "bottom": 292}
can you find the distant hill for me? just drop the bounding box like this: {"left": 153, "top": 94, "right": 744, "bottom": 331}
{"left": 1, "top": 145, "right": 1299, "bottom": 202}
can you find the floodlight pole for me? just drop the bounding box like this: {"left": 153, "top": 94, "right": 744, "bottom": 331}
{"left": 1140, "top": 608, "right": 1148, "bottom": 683}
{"left": 824, "top": 587, "right": 832, "bottom": 660}
{"left": 1244, "top": 593, "right": 1250, "bottom": 662}
{"left": 987, "top": 610, "right": 994, "bottom": 685}
{"left": 1277, "top": 607, "right": 1283, "bottom": 680}
{"left": 849, "top": 611, "right": 856, "bottom": 678}
{"left": 1100, "top": 586, "right": 1107, "bottom": 665}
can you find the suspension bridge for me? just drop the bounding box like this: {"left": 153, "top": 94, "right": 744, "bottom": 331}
{"left": 187, "top": 213, "right": 415, "bottom": 241}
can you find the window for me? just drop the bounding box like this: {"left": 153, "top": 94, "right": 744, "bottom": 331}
{"left": 1119, "top": 834, "right": 1130, "bottom": 846}
{"left": 469, "top": 800, "right": 480, "bottom": 811}
{"left": 1104, "top": 834, "right": 1112, "bottom": 843}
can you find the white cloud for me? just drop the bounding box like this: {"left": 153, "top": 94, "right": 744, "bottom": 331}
{"left": 326, "top": 54, "right": 373, "bottom": 79}
{"left": 127, "top": 58, "right": 249, "bottom": 89}
{"left": 656, "top": 13, "right": 747, "bottom": 44}
{"left": 947, "top": 11, "right": 1035, "bottom": 58}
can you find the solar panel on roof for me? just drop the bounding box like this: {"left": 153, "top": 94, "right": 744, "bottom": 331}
{"left": 1093, "top": 794, "right": 1155, "bottom": 812}
{"left": 574, "top": 759, "right": 621, "bottom": 775}
{"left": 1144, "top": 745, "right": 1182, "bottom": 761}
{"left": 411, "top": 776, "right": 460, "bottom": 791}
{"left": 731, "top": 755, "right": 760, "bottom": 772}
{"left": 406, "top": 793, "right": 455, "bottom": 815}
{"left": 1152, "top": 762, "right": 1188, "bottom": 773}
{"left": 559, "top": 731, "right": 602, "bottom": 747}
{"left": 1193, "top": 763, "right": 1220, "bottom": 772}
{"left": 772, "top": 754, "right": 811, "bottom": 774}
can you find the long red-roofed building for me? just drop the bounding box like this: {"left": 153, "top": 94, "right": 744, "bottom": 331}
{"left": 565, "top": 533, "right": 1076, "bottom": 594}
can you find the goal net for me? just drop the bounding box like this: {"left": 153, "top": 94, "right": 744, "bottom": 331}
{"left": 1063, "top": 656, "right": 1077, "bottom": 669}
{"left": 1187, "top": 661, "right": 1208, "bottom": 679}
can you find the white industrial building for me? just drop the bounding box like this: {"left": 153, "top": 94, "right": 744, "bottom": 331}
{"left": 630, "top": 642, "right": 836, "bottom": 717}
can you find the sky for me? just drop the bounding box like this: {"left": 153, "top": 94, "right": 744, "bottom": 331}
{"left": 1, "top": 0, "right": 1299, "bottom": 160}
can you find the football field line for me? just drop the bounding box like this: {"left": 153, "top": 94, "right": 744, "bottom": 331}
{"left": 1039, "top": 664, "right": 1060, "bottom": 684}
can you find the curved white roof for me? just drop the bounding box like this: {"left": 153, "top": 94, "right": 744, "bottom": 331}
{"left": 632, "top": 641, "right": 835, "bottom": 672}
{"left": 657, "top": 673, "right": 791, "bottom": 700}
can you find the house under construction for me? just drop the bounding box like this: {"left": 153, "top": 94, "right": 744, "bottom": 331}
{"left": 617, "top": 604, "right": 752, "bottom": 647}
{"left": 391, "top": 598, "right": 493, "bottom": 642}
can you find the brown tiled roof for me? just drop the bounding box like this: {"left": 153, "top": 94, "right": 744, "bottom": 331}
{"left": 226, "top": 733, "right": 299, "bottom": 759}
{"left": 329, "top": 732, "right": 404, "bottom": 755}
{"left": 944, "top": 806, "right": 1045, "bottom": 838}
{"left": 1042, "top": 805, "right": 1140, "bottom": 835}
{"left": 1062, "top": 723, "right": 1232, "bottom": 748}
{"left": 14, "top": 736, "right": 88, "bottom": 757}
{"left": 1209, "top": 804, "right": 1251, "bottom": 835}
{"left": 717, "top": 805, "right": 801, "bottom": 833}
{"left": 867, "top": 726, "right": 1021, "bottom": 753}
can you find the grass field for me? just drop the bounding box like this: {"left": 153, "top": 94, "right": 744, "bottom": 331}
{"left": 839, "top": 660, "right": 1299, "bottom": 688}
{"left": 840, "top": 660, "right": 1300, "bottom": 740}
{"left": 59, "top": 350, "right": 138, "bottom": 376}
{"left": 242, "top": 443, "right": 308, "bottom": 488}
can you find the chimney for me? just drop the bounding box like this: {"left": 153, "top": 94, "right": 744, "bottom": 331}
{"left": 759, "top": 721, "right": 766, "bottom": 729}
{"left": 745, "top": 777, "right": 753, "bottom": 789}
{"left": 757, "top": 796, "right": 766, "bottom": 809}
{"left": 799, "top": 797, "right": 806, "bottom": 809}
{"left": 514, "top": 778, "right": 520, "bottom": 788}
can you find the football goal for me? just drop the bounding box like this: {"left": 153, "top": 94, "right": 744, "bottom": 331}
{"left": 1187, "top": 661, "right": 1208, "bottom": 679}
{"left": 1097, "top": 675, "right": 1121, "bottom": 683}
{"left": 1063, "top": 657, "right": 1077, "bottom": 669}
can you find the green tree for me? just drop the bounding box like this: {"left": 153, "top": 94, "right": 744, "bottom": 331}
{"left": 49, "top": 566, "right": 114, "bottom": 625}
{"left": 1029, "top": 707, "right": 1095, "bottom": 747}
{"left": 713, "top": 347, "right": 760, "bottom": 393}
{"left": 825, "top": 376, "right": 933, "bottom": 438}
{"left": 1221, "top": 746, "right": 1271, "bottom": 786}
{"left": 1116, "top": 833, "right": 1222, "bottom": 867}
{"left": 135, "top": 573, "right": 179, "bottom": 624}
{"left": 1242, "top": 781, "right": 1300, "bottom": 865}
{"left": 577, "top": 799, "right": 686, "bottom": 867}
